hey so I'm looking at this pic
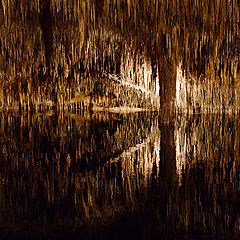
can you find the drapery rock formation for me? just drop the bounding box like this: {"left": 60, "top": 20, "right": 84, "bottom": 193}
{"left": 0, "top": 0, "right": 239, "bottom": 114}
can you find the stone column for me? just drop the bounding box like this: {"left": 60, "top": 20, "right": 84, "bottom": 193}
{"left": 159, "top": 60, "right": 177, "bottom": 124}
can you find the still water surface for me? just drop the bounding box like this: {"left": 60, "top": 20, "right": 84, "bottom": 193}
{"left": 0, "top": 112, "right": 240, "bottom": 239}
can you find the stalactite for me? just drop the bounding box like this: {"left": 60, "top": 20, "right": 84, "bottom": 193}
{"left": 0, "top": 0, "right": 239, "bottom": 112}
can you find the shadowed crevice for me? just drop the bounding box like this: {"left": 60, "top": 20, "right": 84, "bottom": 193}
{"left": 40, "top": 0, "right": 53, "bottom": 71}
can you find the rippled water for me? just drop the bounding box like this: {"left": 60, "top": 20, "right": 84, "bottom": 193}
{"left": 0, "top": 112, "right": 240, "bottom": 239}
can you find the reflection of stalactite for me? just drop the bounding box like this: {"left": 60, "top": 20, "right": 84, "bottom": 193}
{"left": 0, "top": 112, "right": 160, "bottom": 228}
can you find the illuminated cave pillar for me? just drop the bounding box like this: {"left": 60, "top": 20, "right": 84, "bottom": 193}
{"left": 159, "top": 62, "right": 177, "bottom": 123}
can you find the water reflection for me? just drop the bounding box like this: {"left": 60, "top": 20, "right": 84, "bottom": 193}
{"left": 0, "top": 112, "right": 160, "bottom": 235}
{"left": 174, "top": 114, "right": 240, "bottom": 237}
{"left": 1, "top": 112, "right": 240, "bottom": 238}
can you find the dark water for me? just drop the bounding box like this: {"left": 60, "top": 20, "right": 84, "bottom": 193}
{"left": 0, "top": 112, "right": 240, "bottom": 239}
